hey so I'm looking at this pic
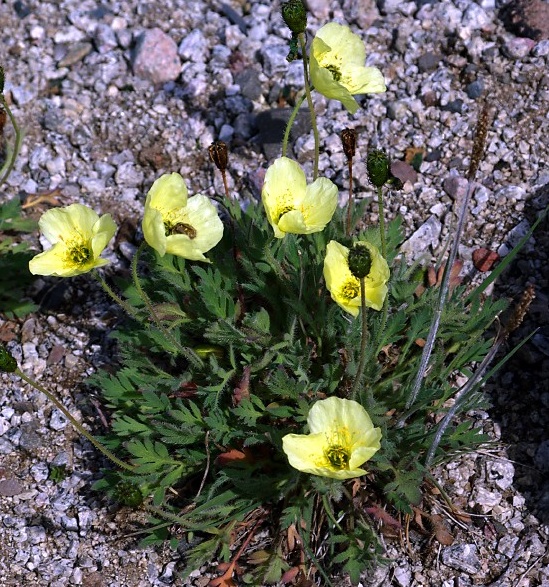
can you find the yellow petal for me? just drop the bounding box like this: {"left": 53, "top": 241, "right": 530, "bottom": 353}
{"left": 38, "top": 204, "right": 99, "bottom": 245}
{"left": 142, "top": 206, "right": 168, "bottom": 256}
{"left": 146, "top": 172, "right": 188, "bottom": 213}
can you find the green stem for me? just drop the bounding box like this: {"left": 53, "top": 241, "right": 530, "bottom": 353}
{"left": 377, "top": 186, "right": 386, "bottom": 259}
{"left": 0, "top": 95, "right": 23, "bottom": 189}
{"left": 281, "top": 92, "right": 307, "bottom": 158}
{"left": 351, "top": 278, "right": 369, "bottom": 399}
{"left": 92, "top": 270, "right": 142, "bottom": 321}
{"left": 321, "top": 494, "right": 344, "bottom": 533}
{"left": 298, "top": 33, "right": 319, "bottom": 180}
{"left": 16, "top": 369, "right": 134, "bottom": 471}
{"left": 131, "top": 244, "right": 203, "bottom": 367}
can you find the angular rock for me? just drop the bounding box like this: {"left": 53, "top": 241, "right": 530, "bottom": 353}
{"left": 132, "top": 28, "right": 181, "bottom": 84}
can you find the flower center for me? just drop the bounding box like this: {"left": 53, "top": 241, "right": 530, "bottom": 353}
{"left": 325, "top": 444, "right": 350, "bottom": 470}
{"left": 325, "top": 64, "right": 342, "bottom": 82}
{"left": 274, "top": 204, "right": 295, "bottom": 224}
{"left": 67, "top": 243, "right": 91, "bottom": 266}
{"left": 339, "top": 278, "right": 360, "bottom": 302}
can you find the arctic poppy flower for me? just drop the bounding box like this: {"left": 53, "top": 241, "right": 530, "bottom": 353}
{"left": 282, "top": 397, "right": 382, "bottom": 480}
{"left": 142, "top": 173, "right": 223, "bottom": 261}
{"left": 261, "top": 157, "right": 338, "bottom": 238}
{"left": 29, "top": 204, "right": 116, "bottom": 277}
{"left": 310, "top": 23, "right": 386, "bottom": 114}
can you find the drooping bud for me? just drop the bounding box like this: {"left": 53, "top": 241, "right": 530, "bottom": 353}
{"left": 281, "top": 0, "right": 307, "bottom": 35}
{"left": 347, "top": 244, "right": 372, "bottom": 279}
{"left": 340, "top": 128, "right": 357, "bottom": 162}
{"left": 208, "top": 140, "right": 228, "bottom": 173}
{"left": 367, "top": 149, "right": 390, "bottom": 188}
{"left": 0, "top": 345, "right": 18, "bottom": 373}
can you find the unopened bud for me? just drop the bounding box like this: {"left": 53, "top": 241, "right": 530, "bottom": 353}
{"left": 0, "top": 345, "right": 17, "bottom": 373}
{"left": 208, "top": 140, "right": 228, "bottom": 172}
{"left": 367, "top": 149, "right": 390, "bottom": 188}
{"left": 347, "top": 245, "right": 372, "bottom": 279}
{"left": 341, "top": 128, "right": 357, "bottom": 161}
{"left": 281, "top": 0, "right": 307, "bottom": 35}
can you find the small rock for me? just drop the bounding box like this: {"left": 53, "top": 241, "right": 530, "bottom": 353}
{"left": 114, "top": 161, "right": 144, "bottom": 187}
{"left": 93, "top": 23, "right": 118, "bottom": 54}
{"left": 234, "top": 68, "right": 262, "bottom": 101}
{"left": 503, "top": 37, "right": 536, "bottom": 59}
{"left": 533, "top": 39, "right": 549, "bottom": 56}
{"left": 400, "top": 216, "right": 442, "bottom": 258}
{"left": 132, "top": 28, "right": 181, "bottom": 84}
{"left": 466, "top": 80, "right": 484, "bottom": 99}
{"left": 57, "top": 42, "right": 93, "bottom": 67}
{"left": 462, "top": 4, "right": 492, "bottom": 31}
{"left": 0, "top": 478, "right": 25, "bottom": 496}
{"left": 495, "top": 185, "right": 526, "bottom": 201}
{"left": 486, "top": 459, "right": 515, "bottom": 490}
{"left": 387, "top": 101, "right": 409, "bottom": 120}
{"left": 443, "top": 175, "right": 469, "bottom": 200}
{"left": 441, "top": 544, "right": 481, "bottom": 574}
{"left": 394, "top": 562, "right": 412, "bottom": 587}
{"left": 472, "top": 486, "right": 501, "bottom": 511}
{"left": 178, "top": 29, "right": 208, "bottom": 62}
{"left": 442, "top": 99, "right": 464, "bottom": 113}
{"left": 418, "top": 52, "right": 441, "bottom": 73}
{"left": 497, "top": 534, "right": 519, "bottom": 558}
{"left": 304, "top": 0, "right": 330, "bottom": 19}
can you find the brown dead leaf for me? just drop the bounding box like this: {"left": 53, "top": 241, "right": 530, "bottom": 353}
{"left": 430, "top": 514, "right": 454, "bottom": 546}
{"left": 472, "top": 247, "right": 500, "bottom": 272}
{"left": 232, "top": 365, "right": 251, "bottom": 406}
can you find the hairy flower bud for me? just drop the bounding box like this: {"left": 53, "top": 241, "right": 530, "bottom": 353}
{"left": 367, "top": 149, "right": 390, "bottom": 188}
{"left": 347, "top": 245, "right": 372, "bottom": 279}
{"left": 0, "top": 345, "right": 17, "bottom": 373}
{"left": 340, "top": 128, "right": 357, "bottom": 161}
{"left": 208, "top": 140, "right": 228, "bottom": 172}
{"left": 281, "top": 0, "right": 307, "bottom": 35}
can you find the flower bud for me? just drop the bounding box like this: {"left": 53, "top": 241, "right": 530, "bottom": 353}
{"left": 0, "top": 345, "right": 18, "bottom": 373}
{"left": 347, "top": 244, "right": 372, "bottom": 279}
{"left": 113, "top": 480, "right": 144, "bottom": 507}
{"left": 367, "top": 149, "right": 390, "bottom": 188}
{"left": 340, "top": 128, "right": 357, "bottom": 161}
{"left": 281, "top": 0, "right": 307, "bottom": 35}
{"left": 208, "top": 140, "right": 228, "bottom": 172}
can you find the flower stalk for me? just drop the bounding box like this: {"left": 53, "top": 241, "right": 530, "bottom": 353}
{"left": 15, "top": 368, "right": 134, "bottom": 471}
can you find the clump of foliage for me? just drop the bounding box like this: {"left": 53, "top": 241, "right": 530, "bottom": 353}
{"left": 2, "top": 5, "right": 543, "bottom": 586}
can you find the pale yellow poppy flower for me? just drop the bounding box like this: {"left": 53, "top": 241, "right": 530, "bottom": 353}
{"left": 323, "top": 240, "right": 389, "bottom": 316}
{"left": 29, "top": 204, "right": 116, "bottom": 277}
{"left": 261, "top": 157, "right": 338, "bottom": 238}
{"left": 310, "top": 22, "right": 386, "bottom": 114}
{"left": 142, "top": 173, "right": 223, "bottom": 261}
{"left": 282, "top": 397, "right": 381, "bottom": 480}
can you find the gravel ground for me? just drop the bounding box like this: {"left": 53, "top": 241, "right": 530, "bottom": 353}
{"left": 1, "top": 0, "right": 548, "bottom": 585}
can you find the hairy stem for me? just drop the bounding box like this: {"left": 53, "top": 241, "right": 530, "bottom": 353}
{"left": 16, "top": 369, "right": 134, "bottom": 471}
{"left": 351, "top": 278, "right": 369, "bottom": 399}
{"left": 281, "top": 92, "right": 307, "bottom": 158}
{"left": 298, "top": 33, "right": 319, "bottom": 180}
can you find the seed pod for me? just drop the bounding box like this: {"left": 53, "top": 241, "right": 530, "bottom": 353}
{"left": 367, "top": 149, "right": 390, "bottom": 188}
{"left": 347, "top": 244, "right": 372, "bottom": 279}
{"left": 281, "top": 0, "right": 307, "bottom": 35}
{"left": 340, "top": 128, "right": 357, "bottom": 161}
{"left": 208, "top": 140, "right": 228, "bottom": 172}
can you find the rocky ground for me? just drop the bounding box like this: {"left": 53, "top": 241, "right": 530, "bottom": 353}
{"left": 1, "top": 0, "right": 548, "bottom": 585}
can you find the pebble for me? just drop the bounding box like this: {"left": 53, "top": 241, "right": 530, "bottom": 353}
{"left": 131, "top": 28, "right": 181, "bottom": 84}
{"left": 503, "top": 37, "right": 536, "bottom": 59}
{"left": 441, "top": 544, "right": 481, "bottom": 574}
{"left": 400, "top": 215, "right": 442, "bottom": 258}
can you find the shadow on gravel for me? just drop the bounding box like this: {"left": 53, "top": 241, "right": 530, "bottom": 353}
{"left": 486, "top": 181, "right": 549, "bottom": 524}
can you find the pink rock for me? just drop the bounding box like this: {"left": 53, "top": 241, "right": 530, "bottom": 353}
{"left": 132, "top": 28, "right": 181, "bottom": 84}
